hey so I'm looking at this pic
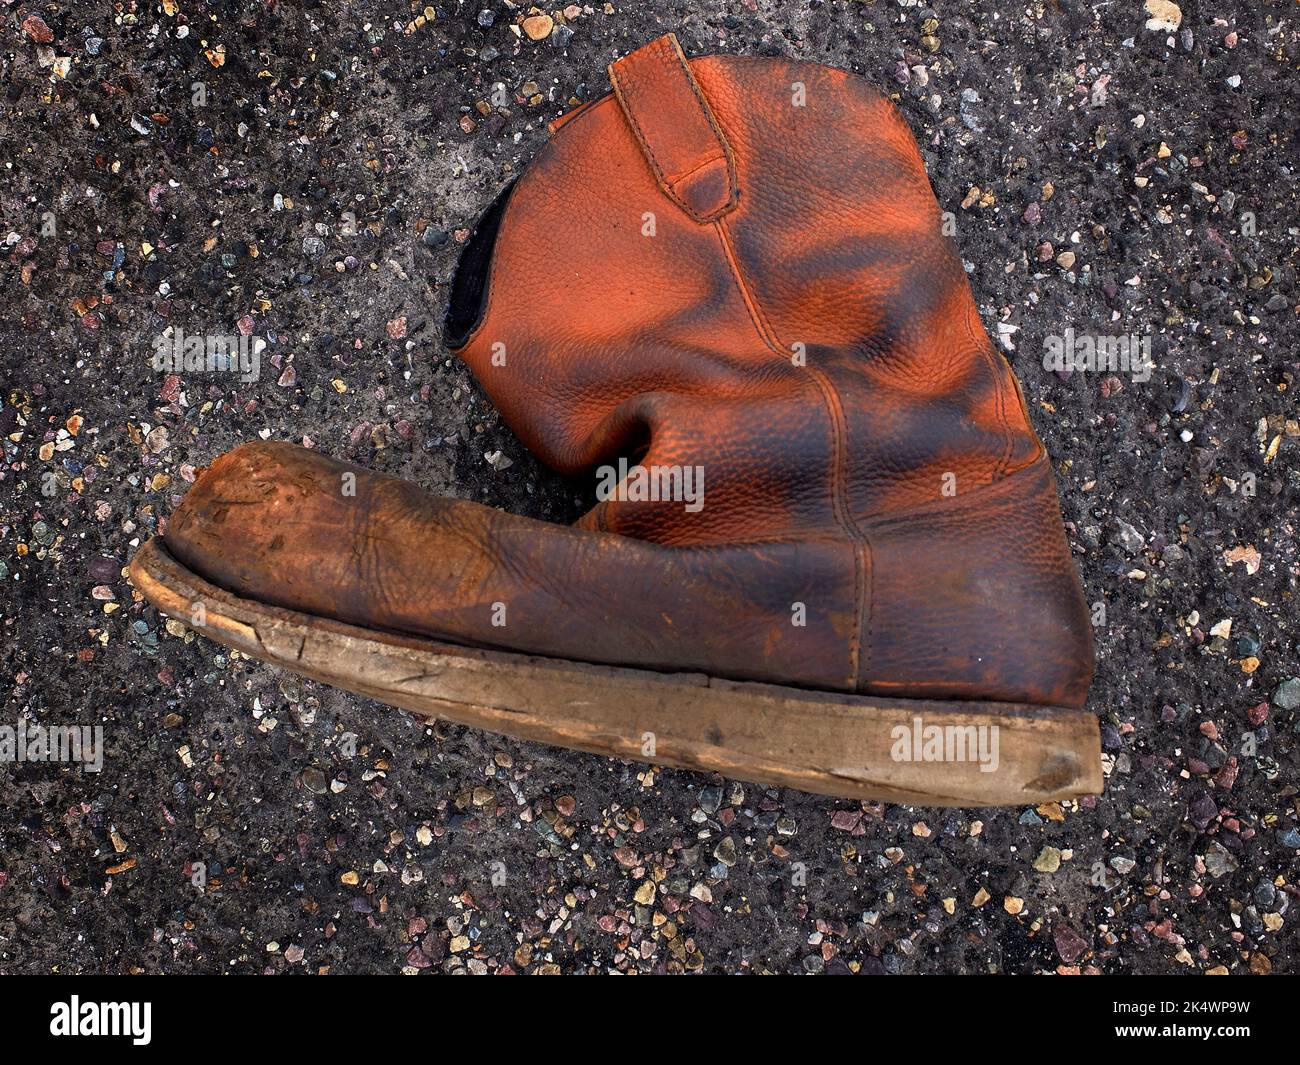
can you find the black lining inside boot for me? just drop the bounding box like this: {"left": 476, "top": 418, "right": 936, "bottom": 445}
{"left": 444, "top": 179, "right": 517, "bottom": 349}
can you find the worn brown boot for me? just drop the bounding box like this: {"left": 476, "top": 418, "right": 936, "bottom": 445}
{"left": 131, "top": 34, "right": 1099, "bottom": 805}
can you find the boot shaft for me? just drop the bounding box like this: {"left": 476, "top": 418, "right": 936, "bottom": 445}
{"left": 447, "top": 40, "right": 1042, "bottom": 546}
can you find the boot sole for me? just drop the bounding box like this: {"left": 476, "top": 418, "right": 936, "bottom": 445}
{"left": 130, "top": 537, "right": 1102, "bottom": 806}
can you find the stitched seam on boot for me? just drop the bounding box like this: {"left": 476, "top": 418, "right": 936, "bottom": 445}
{"left": 714, "top": 218, "right": 871, "bottom": 691}
{"left": 806, "top": 370, "right": 872, "bottom": 691}
{"left": 962, "top": 301, "right": 1015, "bottom": 480}
{"left": 668, "top": 151, "right": 728, "bottom": 186}
{"left": 999, "top": 359, "right": 1047, "bottom": 474}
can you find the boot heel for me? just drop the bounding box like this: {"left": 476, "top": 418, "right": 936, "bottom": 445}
{"left": 131, "top": 538, "right": 1100, "bottom": 806}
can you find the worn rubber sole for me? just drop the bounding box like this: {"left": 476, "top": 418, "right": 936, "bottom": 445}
{"left": 129, "top": 537, "right": 1102, "bottom": 806}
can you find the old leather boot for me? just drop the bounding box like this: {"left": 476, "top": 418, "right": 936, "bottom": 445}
{"left": 131, "top": 33, "right": 1099, "bottom": 805}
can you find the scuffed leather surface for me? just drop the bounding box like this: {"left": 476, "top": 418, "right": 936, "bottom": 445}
{"left": 863, "top": 459, "right": 1095, "bottom": 707}
{"left": 166, "top": 442, "right": 860, "bottom": 691}
{"left": 165, "top": 35, "right": 1094, "bottom": 708}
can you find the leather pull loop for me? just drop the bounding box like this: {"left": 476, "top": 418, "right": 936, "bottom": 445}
{"left": 608, "top": 34, "right": 739, "bottom": 223}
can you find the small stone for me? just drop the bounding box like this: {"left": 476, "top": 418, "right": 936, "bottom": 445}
{"left": 300, "top": 767, "right": 327, "bottom": 794}
{"left": 1003, "top": 896, "right": 1024, "bottom": 915}
{"left": 1143, "top": 1, "right": 1182, "bottom": 33}
{"left": 145, "top": 425, "right": 170, "bottom": 454}
{"left": 1053, "top": 925, "right": 1089, "bottom": 964}
{"left": 830, "top": 809, "right": 863, "bottom": 832}
{"left": 1232, "top": 634, "right": 1260, "bottom": 658}
{"left": 88, "top": 556, "right": 120, "bottom": 582}
{"left": 1188, "top": 791, "right": 1218, "bottom": 831}
{"left": 1204, "top": 841, "right": 1238, "bottom": 878}
{"left": 1116, "top": 520, "right": 1144, "bottom": 554}
{"left": 1272, "top": 678, "right": 1300, "bottom": 711}
{"left": 1223, "top": 544, "right": 1261, "bottom": 574}
{"left": 23, "top": 14, "right": 55, "bottom": 43}
{"left": 522, "top": 14, "right": 554, "bottom": 40}
{"left": 633, "top": 880, "right": 656, "bottom": 905}
{"left": 713, "top": 837, "right": 737, "bottom": 867}
{"left": 1033, "top": 846, "right": 1061, "bottom": 873}
{"left": 1056, "top": 250, "right": 1076, "bottom": 269}
{"left": 698, "top": 786, "right": 723, "bottom": 814}
{"left": 971, "top": 887, "right": 991, "bottom": 907}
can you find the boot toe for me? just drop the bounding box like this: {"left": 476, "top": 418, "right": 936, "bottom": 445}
{"left": 164, "top": 440, "right": 358, "bottom": 609}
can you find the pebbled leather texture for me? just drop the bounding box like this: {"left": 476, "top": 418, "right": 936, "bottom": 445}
{"left": 163, "top": 34, "right": 1094, "bottom": 709}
